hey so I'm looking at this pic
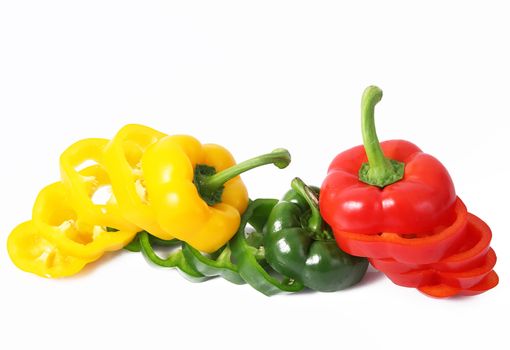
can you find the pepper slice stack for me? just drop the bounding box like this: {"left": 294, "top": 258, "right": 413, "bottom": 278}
{"left": 8, "top": 124, "right": 291, "bottom": 277}
{"left": 319, "top": 86, "right": 498, "bottom": 298}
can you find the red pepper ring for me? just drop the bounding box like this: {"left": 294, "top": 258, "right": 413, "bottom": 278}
{"left": 333, "top": 197, "right": 468, "bottom": 264}
{"left": 440, "top": 248, "right": 496, "bottom": 289}
{"left": 456, "top": 270, "right": 499, "bottom": 296}
{"left": 370, "top": 213, "right": 492, "bottom": 273}
{"left": 382, "top": 248, "right": 496, "bottom": 289}
{"left": 418, "top": 270, "right": 499, "bottom": 298}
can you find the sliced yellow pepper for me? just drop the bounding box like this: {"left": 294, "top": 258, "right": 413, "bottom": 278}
{"left": 8, "top": 122, "right": 291, "bottom": 279}
{"left": 60, "top": 138, "right": 138, "bottom": 232}
{"left": 32, "top": 181, "right": 137, "bottom": 260}
{"left": 142, "top": 134, "right": 291, "bottom": 252}
{"left": 7, "top": 221, "right": 93, "bottom": 278}
{"left": 102, "top": 124, "right": 171, "bottom": 239}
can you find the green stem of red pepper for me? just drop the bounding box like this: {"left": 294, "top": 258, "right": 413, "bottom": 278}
{"left": 195, "top": 148, "right": 291, "bottom": 205}
{"left": 358, "top": 86, "right": 405, "bottom": 188}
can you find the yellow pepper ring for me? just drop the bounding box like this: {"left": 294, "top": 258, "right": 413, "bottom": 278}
{"left": 32, "top": 181, "right": 137, "bottom": 260}
{"left": 7, "top": 221, "right": 93, "bottom": 278}
{"left": 102, "top": 124, "right": 171, "bottom": 239}
{"left": 60, "top": 138, "right": 138, "bottom": 232}
{"left": 142, "top": 134, "right": 291, "bottom": 252}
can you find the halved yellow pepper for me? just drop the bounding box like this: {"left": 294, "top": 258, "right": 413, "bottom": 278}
{"left": 32, "top": 181, "right": 137, "bottom": 260}
{"left": 102, "top": 124, "right": 171, "bottom": 239}
{"left": 60, "top": 138, "right": 138, "bottom": 232}
{"left": 141, "top": 134, "right": 291, "bottom": 252}
{"left": 7, "top": 221, "right": 93, "bottom": 278}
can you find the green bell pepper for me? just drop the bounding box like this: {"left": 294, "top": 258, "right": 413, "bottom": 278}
{"left": 263, "top": 178, "right": 368, "bottom": 292}
{"left": 230, "top": 198, "right": 305, "bottom": 296}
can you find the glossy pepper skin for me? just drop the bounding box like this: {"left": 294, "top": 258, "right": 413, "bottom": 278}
{"left": 230, "top": 199, "right": 305, "bottom": 296}
{"left": 320, "top": 86, "right": 456, "bottom": 235}
{"left": 264, "top": 178, "right": 368, "bottom": 292}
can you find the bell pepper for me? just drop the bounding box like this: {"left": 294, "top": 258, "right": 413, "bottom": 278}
{"left": 7, "top": 221, "right": 93, "bottom": 278}
{"left": 103, "top": 124, "right": 170, "bottom": 239}
{"left": 141, "top": 133, "right": 291, "bottom": 252}
{"left": 230, "top": 199, "right": 305, "bottom": 296}
{"left": 320, "top": 86, "right": 457, "bottom": 235}
{"left": 319, "top": 86, "right": 498, "bottom": 297}
{"left": 263, "top": 178, "right": 368, "bottom": 292}
{"left": 32, "top": 181, "right": 137, "bottom": 260}
{"left": 60, "top": 138, "right": 138, "bottom": 232}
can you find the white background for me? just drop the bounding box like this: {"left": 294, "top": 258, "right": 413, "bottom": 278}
{"left": 1, "top": 1, "right": 508, "bottom": 349}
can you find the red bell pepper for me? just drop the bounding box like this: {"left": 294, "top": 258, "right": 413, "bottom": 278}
{"left": 319, "top": 86, "right": 498, "bottom": 297}
{"left": 320, "top": 86, "right": 456, "bottom": 235}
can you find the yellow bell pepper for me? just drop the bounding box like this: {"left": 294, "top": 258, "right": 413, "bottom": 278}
{"left": 7, "top": 221, "right": 93, "bottom": 278}
{"left": 32, "top": 181, "right": 137, "bottom": 260}
{"left": 142, "top": 134, "right": 291, "bottom": 252}
{"left": 60, "top": 138, "right": 138, "bottom": 232}
{"left": 102, "top": 124, "right": 171, "bottom": 239}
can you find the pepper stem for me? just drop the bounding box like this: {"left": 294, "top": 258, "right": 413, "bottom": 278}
{"left": 195, "top": 148, "right": 291, "bottom": 206}
{"left": 291, "top": 177, "right": 322, "bottom": 234}
{"left": 358, "top": 86, "right": 404, "bottom": 188}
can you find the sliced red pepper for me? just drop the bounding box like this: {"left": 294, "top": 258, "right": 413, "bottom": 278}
{"left": 440, "top": 248, "right": 496, "bottom": 289}
{"left": 383, "top": 248, "right": 496, "bottom": 289}
{"left": 333, "top": 198, "right": 468, "bottom": 264}
{"left": 370, "top": 213, "right": 491, "bottom": 272}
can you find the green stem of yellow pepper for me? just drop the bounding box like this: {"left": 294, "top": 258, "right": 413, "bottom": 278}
{"left": 194, "top": 148, "right": 291, "bottom": 205}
